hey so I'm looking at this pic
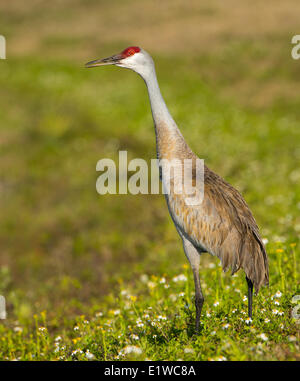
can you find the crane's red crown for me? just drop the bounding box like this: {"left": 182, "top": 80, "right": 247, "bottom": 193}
{"left": 121, "top": 46, "right": 141, "bottom": 58}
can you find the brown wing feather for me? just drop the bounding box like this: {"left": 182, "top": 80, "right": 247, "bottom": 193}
{"left": 204, "top": 166, "right": 269, "bottom": 292}
{"left": 167, "top": 163, "right": 269, "bottom": 293}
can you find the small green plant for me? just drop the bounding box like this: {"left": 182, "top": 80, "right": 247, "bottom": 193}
{"left": 0, "top": 243, "right": 298, "bottom": 360}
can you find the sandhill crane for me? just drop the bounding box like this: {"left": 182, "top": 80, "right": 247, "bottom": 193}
{"left": 86, "top": 47, "right": 269, "bottom": 332}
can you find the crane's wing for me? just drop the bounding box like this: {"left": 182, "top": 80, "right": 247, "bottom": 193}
{"left": 168, "top": 164, "right": 269, "bottom": 292}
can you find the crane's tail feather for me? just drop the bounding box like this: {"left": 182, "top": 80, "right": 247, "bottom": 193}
{"left": 236, "top": 231, "right": 269, "bottom": 293}
{"left": 218, "top": 230, "right": 269, "bottom": 293}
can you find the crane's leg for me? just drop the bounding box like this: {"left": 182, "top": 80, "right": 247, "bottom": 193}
{"left": 246, "top": 276, "right": 253, "bottom": 319}
{"left": 182, "top": 237, "right": 204, "bottom": 333}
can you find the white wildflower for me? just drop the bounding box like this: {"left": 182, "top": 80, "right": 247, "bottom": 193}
{"left": 157, "top": 315, "right": 167, "bottom": 321}
{"left": 147, "top": 281, "right": 156, "bottom": 289}
{"left": 184, "top": 348, "right": 194, "bottom": 354}
{"left": 140, "top": 274, "right": 149, "bottom": 283}
{"left": 72, "top": 349, "right": 83, "bottom": 356}
{"left": 258, "top": 333, "right": 268, "bottom": 341}
{"left": 85, "top": 350, "right": 95, "bottom": 360}
{"left": 172, "top": 274, "right": 187, "bottom": 282}
{"left": 123, "top": 345, "right": 143, "bottom": 355}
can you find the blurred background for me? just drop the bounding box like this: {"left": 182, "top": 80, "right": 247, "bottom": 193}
{"left": 0, "top": 0, "right": 299, "bottom": 325}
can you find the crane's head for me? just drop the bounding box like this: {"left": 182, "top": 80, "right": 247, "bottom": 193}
{"left": 85, "top": 46, "right": 154, "bottom": 78}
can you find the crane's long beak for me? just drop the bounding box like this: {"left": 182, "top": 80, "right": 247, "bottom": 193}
{"left": 85, "top": 53, "right": 123, "bottom": 68}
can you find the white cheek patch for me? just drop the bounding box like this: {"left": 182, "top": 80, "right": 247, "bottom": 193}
{"left": 121, "top": 53, "right": 140, "bottom": 65}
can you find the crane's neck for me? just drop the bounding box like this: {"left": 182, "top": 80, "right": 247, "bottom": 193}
{"left": 142, "top": 67, "right": 189, "bottom": 159}
{"left": 143, "top": 69, "right": 175, "bottom": 127}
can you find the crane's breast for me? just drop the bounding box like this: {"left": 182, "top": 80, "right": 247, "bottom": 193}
{"left": 164, "top": 183, "right": 227, "bottom": 255}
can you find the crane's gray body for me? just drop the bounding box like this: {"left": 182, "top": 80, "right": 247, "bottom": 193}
{"left": 86, "top": 47, "right": 269, "bottom": 331}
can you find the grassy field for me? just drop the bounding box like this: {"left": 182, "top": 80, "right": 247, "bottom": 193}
{"left": 0, "top": 0, "right": 299, "bottom": 360}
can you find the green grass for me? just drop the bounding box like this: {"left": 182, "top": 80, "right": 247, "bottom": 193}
{"left": 0, "top": 0, "right": 299, "bottom": 360}
{"left": 0, "top": 244, "right": 298, "bottom": 360}
{"left": 0, "top": 55, "right": 299, "bottom": 361}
